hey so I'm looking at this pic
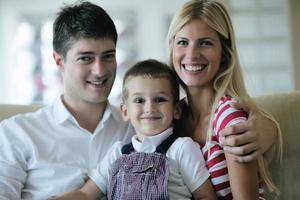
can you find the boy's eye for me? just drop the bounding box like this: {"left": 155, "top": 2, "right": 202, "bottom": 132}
{"left": 133, "top": 97, "right": 145, "bottom": 104}
{"left": 154, "top": 97, "right": 168, "bottom": 103}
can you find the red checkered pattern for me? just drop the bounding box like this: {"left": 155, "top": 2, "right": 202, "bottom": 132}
{"left": 107, "top": 152, "right": 169, "bottom": 200}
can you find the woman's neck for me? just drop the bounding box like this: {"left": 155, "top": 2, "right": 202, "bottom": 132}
{"left": 182, "top": 86, "right": 215, "bottom": 143}
{"left": 187, "top": 86, "right": 215, "bottom": 120}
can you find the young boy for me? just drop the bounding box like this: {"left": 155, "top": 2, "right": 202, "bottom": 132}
{"left": 53, "top": 59, "right": 217, "bottom": 200}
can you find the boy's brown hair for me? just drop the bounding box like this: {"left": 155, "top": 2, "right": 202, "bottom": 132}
{"left": 122, "top": 59, "right": 180, "bottom": 104}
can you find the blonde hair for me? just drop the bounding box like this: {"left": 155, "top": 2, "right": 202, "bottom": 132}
{"left": 167, "top": 0, "right": 282, "bottom": 196}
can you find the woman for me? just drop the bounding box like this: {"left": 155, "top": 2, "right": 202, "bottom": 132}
{"left": 167, "top": 0, "right": 282, "bottom": 199}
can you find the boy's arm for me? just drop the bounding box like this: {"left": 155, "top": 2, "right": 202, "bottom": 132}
{"left": 51, "top": 141, "right": 124, "bottom": 200}
{"left": 50, "top": 179, "right": 103, "bottom": 200}
{"left": 192, "top": 179, "right": 217, "bottom": 200}
{"left": 175, "top": 138, "right": 214, "bottom": 198}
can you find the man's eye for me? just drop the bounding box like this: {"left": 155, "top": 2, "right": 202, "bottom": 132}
{"left": 133, "top": 97, "right": 145, "bottom": 103}
{"left": 102, "top": 53, "right": 116, "bottom": 61}
{"left": 78, "top": 56, "right": 93, "bottom": 63}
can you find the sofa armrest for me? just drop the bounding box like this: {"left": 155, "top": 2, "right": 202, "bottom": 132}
{"left": 254, "top": 91, "right": 300, "bottom": 199}
{"left": 0, "top": 104, "right": 43, "bottom": 122}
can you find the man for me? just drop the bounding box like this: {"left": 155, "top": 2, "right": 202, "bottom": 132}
{"left": 0, "top": 2, "right": 134, "bottom": 199}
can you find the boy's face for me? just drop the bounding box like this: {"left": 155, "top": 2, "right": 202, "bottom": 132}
{"left": 121, "top": 77, "right": 181, "bottom": 141}
{"left": 53, "top": 38, "right": 116, "bottom": 107}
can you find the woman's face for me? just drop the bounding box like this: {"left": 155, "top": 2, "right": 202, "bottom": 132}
{"left": 172, "top": 19, "right": 222, "bottom": 89}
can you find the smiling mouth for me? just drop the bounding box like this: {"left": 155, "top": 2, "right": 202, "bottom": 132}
{"left": 182, "top": 64, "right": 207, "bottom": 72}
{"left": 141, "top": 116, "right": 161, "bottom": 120}
{"left": 86, "top": 79, "right": 107, "bottom": 87}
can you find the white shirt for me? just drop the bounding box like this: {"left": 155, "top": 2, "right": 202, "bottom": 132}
{"left": 0, "top": 97, "right": 134, "bottom": 200}
{"left": 91, "top": 128, "right": 210, "bottom": 200}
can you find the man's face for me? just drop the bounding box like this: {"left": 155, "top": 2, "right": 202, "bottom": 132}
{"left": 54, "top": 38, "right": 117, "bottom": 107}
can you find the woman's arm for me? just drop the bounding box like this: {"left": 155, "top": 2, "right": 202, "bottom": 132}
{"left": 215, "top": 97, "right": 261, "bottom": 199}
{"left": 219, "top": 99, "right": 278, "bottom": 163}
{"left": 225, "top": 152, "right": 259, "bottom": 199}
{"left": 50, "top": 179, "right": 103, "bottom": 200}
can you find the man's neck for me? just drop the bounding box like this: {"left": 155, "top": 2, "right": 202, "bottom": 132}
{"left": 62, "top": 96, "right": 108, "bottom": 133}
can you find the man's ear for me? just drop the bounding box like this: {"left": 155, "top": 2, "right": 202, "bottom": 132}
{"left": 120, "top": 103, "right": 130, "bottom": 121}
{"left": 173, "top": 102, "right": 182, "bottom": 120}
{"left": 53, "top": 51, "right": 64, "bottom": 71}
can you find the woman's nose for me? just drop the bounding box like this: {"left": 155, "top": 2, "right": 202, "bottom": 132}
{"left": 186, "top": 45, "right": 201, "bottom": 60}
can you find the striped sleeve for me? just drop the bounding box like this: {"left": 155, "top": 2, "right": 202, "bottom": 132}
{"left": 212, "top": 96, "right": 247, "bottom": 140}
{"left": 202, "top": 96, "right": 265, "bottom": 199}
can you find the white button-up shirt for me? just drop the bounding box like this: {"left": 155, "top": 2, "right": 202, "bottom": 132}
{"left": 91, "top": 128, "right": 210, "bottom": 199}
{"left": 0, "top": 97, "right": 134, "bottom": 200}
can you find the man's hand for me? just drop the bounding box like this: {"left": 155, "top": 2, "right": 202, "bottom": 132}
{"left": 219, "top": 98, "right": 278, "bottom": 163}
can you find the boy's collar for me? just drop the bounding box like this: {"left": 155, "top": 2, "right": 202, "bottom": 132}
{"left": 131, "top": 127, "right": 173, "bottom": 153}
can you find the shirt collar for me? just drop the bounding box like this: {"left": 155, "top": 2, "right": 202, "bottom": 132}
{"left": 52, "top": 95, "right": 122, "bottom": 125}
{"left": 132, "top": 127, "right": 173, "bottom": 153}
{"left": 52, "top": 95, "right": 72, "bottom": 124}
{"left": 103, "top": 103, "right": 123, "bottom": 124}
{"left": 95, "top": 103, "right": 123, "bottom": 131}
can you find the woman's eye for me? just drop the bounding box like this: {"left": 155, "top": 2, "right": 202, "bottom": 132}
{"left": 176, "top": 40, "right": 188, "bottom": 46}
{"left": 200, "top": 40, "right": 213, "bottom": 47}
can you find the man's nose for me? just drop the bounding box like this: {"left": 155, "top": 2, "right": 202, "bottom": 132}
{"left": 91, "top": 60, "right": 105, "bottom": 75}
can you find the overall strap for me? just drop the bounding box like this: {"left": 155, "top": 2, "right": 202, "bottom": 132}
{"left": 155, "top": 133, "right": 178, "bottom": 154}
{"left": 121, "top": 134, "right": 178, "bottom": 155}
{"left": 121, "top": 142, "right": 135, "bottom": 154}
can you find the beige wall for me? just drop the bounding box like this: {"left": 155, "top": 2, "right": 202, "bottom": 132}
{"left": 289, "top": 0, "right": 300, "bottom": 90}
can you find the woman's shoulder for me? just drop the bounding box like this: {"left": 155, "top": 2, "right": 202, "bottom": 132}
{"left": 215, "top": 94, "right": 238, "bottom": 113}
{"left": 218, "top": 95, "right": 236, "bottom": 105}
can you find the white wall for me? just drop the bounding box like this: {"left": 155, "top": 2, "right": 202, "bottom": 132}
{"left": 289, "top": 0, "right": 300, "bottom": 90}
{"left": 0, "top": 0, "right": 188, "bottom": 104}
{"left": 0, "top": 0, "right": 296, "bottom": 104}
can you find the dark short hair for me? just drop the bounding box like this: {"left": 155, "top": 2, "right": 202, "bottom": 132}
{"left": 122, "top": 59, "right": 180, "bottom": 104}
{"left": 53, "top": 1, "right": 117, "bottom": 58}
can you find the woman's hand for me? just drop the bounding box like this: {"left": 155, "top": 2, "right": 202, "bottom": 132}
{"left": 219, "top": 99, "right": 277, "bottom": 163}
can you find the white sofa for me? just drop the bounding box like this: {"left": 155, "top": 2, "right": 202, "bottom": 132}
{"left": 1, "top": 91, "right": 300, "bottom": 199}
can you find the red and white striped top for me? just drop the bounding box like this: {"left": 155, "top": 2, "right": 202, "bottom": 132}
{"left": 201, "top": 96, "right": 265, "bottom": 200}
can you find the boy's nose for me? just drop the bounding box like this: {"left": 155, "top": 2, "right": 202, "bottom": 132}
{"left": 145, "top": 101, "right": 156, "bottom": 113}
